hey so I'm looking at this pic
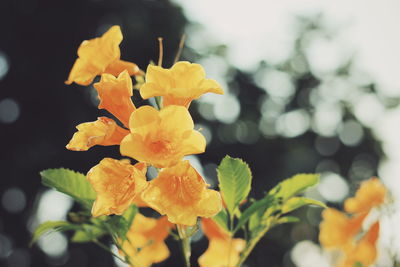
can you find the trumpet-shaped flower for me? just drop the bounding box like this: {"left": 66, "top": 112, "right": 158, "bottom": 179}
{"left": 198, "top": 218, "right": 246, "bottom": 267}
{"left": 120, "top": 105, "right": 206, "bottom": 168}
{"left": 87, "top": 158, "right": 148, "bottom": 217}
{"left": 339, "top": 222, "right": 380, "bottom": 267}
{"left": 140, "top": 61, "right": 224, "bottom": 108}
{"left": 121, "top": 214, "right": 173, "bottom": 267}
{"left": 94, "top": 70, "right": 135, "bottom": 127}
{"left": 66, "top": 117, "right": 129, "bottom": 151}
{"left": 141, "top": 161, "right": 222, "bottom": 225}
{"left": 66, "top": 25, "right": 139, "bottom": 86}
{"left": 344, "top": 178, "right": 386, "bottom": 214}
{"left": 319, "top": 208, "right": 367, "bottom": 249}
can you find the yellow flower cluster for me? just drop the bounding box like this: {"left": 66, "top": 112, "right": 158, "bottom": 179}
{"left": 65, "top": 25, "right": 224, "bottom": 266}
{"left": 319, "top": 178, "right": 387, "bottom": 267}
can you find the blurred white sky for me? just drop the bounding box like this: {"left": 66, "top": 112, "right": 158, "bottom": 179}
{"left": 174, "top": 0, "right": 400, "bottom": 265}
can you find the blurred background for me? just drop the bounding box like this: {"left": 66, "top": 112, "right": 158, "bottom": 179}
{"left": 1, "top": 0, "right": 400, "bottom": 266}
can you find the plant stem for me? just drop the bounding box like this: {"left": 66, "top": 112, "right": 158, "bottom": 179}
{"left": 177, "top": 225, "right": 191, "bottom": 267}
{"left": 92, "top": 239, "right": 129, "bottom": 264}
{"left": 236, "top": 224, "right": 272, "bottom": 267}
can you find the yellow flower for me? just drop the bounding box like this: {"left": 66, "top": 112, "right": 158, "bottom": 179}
{"left": 94, "top": 70, "right": 135, "bottom": 127}
{"left": 66, "top": 117, "right": 129, "bottom": 151}
{"left": 339, "top": 222, "right": 380, "bottom": 267}
{"left": 319, "top": 208, "right": 367, "bottom": 249}
{"left": 120, "top": 105, "right": 206, "bottom": 168}
{"left": 87, "top": 158, "right": 148, "bottom": 217}
{"left": 198, "top": 218, "right": 246, "bottom": 267}
{"left": 66, "top": 25, "right": 139, "bottom": 86}
{"left": 121, "top": 214, "right": 173, "bottom": 267}
{"left": 344, "top": 178, "right": 386, "bottom": 214}
{"left": 140, "top": 61, "right": 224, "bottom": 108}
{"left": 141, "top": 161, "right": 222, "bottom": 225}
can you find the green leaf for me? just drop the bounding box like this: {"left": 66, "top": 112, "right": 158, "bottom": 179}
{"left": 217, "top": 155, "right": 252, "bottom": 215}
{"left": 40, "top": 168, "right": 96, "bottom": 208}
{"left": 276, "top": 216, "right": 300, "bottom": 224}
{"left": 354, "top": 262, "right": 363, "bottom": 267}
{"left": 281, "top": 197, "right": 326, "bottom": 214}
{"left": 212, "top": 209, "right": 229, "bottom": 231}
{"left": 122, "top": 205, "right": 138, "bottom": 230}
{"left": 269, "top": 173, "right": 320, "bottom": 200}
{"left": 106, "top": 216, "right": 130, "bottom": 241}
{"left": 234, "top": 196, "right": 274, "bottom": 233}
{"left": 71, "top": 224, "right": 105, "bottom": 243}
{"left": 31, "top": 221, "right": 78, "bottom": 245}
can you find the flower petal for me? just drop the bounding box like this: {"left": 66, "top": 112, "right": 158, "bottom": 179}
{"left": 87, "top": 158, "right": 148, "bottom": 217}
{"left": 94, "top": 70, "right": 135, "bottom": 127}
{"left": 66, "top": 117, "right": 129, "bottom": 151}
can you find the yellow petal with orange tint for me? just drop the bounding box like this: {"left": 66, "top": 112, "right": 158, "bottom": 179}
{"left": 87, "top": 158, "right": 148, "bottom": 217}
{"left": 344, "top": 178, "right": 386, "bottom": 214}
{"left": 121, "top": 106, "right": 206, "bottom": 168}
{"left": 66, "top": 26, "right": 138, "bottom": 86}
{"left": 121, "top": 214, "right": 173, "bottom": 267}
{"left": 198, "top": 238, "right": 246, "bottom": 267}
{"left": 94, "top": 70, "right": 135, "bottom": 127}
{"left": 141, "top": 161, "right": 222, "bottom": 225}
{"left": 139, "top": 61, "right": 224, "bottom": 108}
{"left": 319, "top": 208, "right": 367, "bottom": 249}
{"left": 66, "top": 117, "right": 129, "bottom": 151}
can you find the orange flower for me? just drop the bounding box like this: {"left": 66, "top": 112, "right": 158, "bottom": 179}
{"left": 94, "top": 70, "right": 135, "bottom": 127}
{"left": 199, "top": 218, "right": 246, "bottom": 267}
{"left": 344, "top": 178, "right": 386, "bottom": 214}
{"left": 66, "top": 117, "right": 129, "bottom": 151}
{"left": 120, "top": 105, "right": 206, "bottom": 168}
{"left": 87, "top": 158, "right": 148, "bottom": 217}
{"left": 66, "top": 25, "right": 139, "bottom": 86}
{"left": 141, "top": 161, "right": 222, "bottom": 225}
{"left": 319, "top": 208, "right": 367, "bottom": 249}
{"left": 339, "top": 222, "right": 380, "bottom": 267}
{"left": 121, "top": 214, "right": 173, "bottom": 267}
{"left": 140, "top": 61, "right": 224, "bottom": 108}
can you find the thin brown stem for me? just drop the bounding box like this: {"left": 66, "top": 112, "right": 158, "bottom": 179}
{"left": 173, "top": 34, "right": 186, "bottom": 64}
{"left": 157, "top": 37, "right": 164, "bottom": 67}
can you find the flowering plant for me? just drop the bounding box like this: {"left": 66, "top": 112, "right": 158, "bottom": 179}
{"left": 31, "top": 26, "right": 389, "bottom": 267}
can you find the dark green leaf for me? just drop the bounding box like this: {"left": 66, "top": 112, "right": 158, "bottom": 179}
{"left": 234, "top": 195, "right": 274, "bottom": 233}
{"left": 40, "top": 168, "right": 96, "bottom": 208}
{"left": 212, "top": 209, "right": 229, "bottom": 231}
{"left": 217, "top": 156, "right": 252, "bottom": 215}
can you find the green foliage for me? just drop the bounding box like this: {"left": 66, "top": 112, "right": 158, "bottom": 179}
{"left": 212, "top": 209, "right": 229, "bottom": 231}
{"left": 281, "top": 197, "right": 326, "bottom": 214}
{"left": 71, "top": 224, "right": 105, "bottom": 243}
{"left": 217, "top": 156, "right": 252, "bottom": 216}
{"left": 234, "top": 196, "right": 274, "bottom": 233}
{"left": 31, "top": 221, "right": 79, "bottom": 245}
{"left": 269, "top": 173, "right": 320, "bottom": 200}
{"left": 40, "top": 168, "right": 96, "bottom": 208}
{"left": 276, "top": 216, "right": 300, "bottom": 224}
{"left": 354, "top": 262, "right": 364, "bottom": 267}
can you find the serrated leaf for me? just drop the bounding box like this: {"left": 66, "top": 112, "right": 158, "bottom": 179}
{"left": 276, "top": 216, "right": 300, "bottom": 224}
{"left": 234, "top": 195, "right": 274, "bottom": 233}
{"left": 40, "top": 168, "right": 96, "bottom": 208}
{"left": 281, "top": 197, "right": 326, "bottom": 214}
{"left": 212, "top": 209, "right": 229, "bottom": 231}
{"left": 71, "top": 224, "right": 105, "bottom": 243}
{"left": 269, "top": 173, "right": 319, "bottom": 200}
{"left": 217, "top": 155, "right": 252, "bottom": 216}
{"left": 31, "top": 221, "right": 78, "bottom": 245}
